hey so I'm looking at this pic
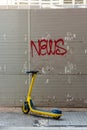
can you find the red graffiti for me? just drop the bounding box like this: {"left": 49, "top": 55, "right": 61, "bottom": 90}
{"left": 31, "top": 39, "right": 67, "bottom": 57}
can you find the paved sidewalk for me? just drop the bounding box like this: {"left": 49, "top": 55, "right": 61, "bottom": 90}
{"left": 0, "top": 108, "right": 87, "bottom": 129}
{"left": 0, "top": 127, "right": 87, "bottom": 130}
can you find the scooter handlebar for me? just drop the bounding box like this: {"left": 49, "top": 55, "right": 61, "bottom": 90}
{"left": 26, "top": 71, "right": 39, "bottom": 75}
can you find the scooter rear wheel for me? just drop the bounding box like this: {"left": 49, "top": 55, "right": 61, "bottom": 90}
{"left": 22, "top": 101, "right": 30, "bottom": 114}
{"left": 54, "top": 116, "right": 61, "bottom": 119}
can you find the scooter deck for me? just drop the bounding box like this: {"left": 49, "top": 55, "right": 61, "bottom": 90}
{"left": 30, "top": 99, "right": 62, "bottom": 114}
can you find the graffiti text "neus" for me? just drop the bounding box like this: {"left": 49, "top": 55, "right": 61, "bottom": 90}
{"left": 31, "top": 39, "right": 67, "bottom": 57}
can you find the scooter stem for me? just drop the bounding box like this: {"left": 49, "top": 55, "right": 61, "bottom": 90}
{"left": 27, "top": 73, "right": 37, "bottom": 100}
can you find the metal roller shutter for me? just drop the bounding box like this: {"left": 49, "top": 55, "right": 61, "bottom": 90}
{"left": 0, "top": 10, "right": 29, "bottom": 106}
{"left": 30, "top": 9, "right": 87, "bottom": 107}
{"left": 0, "top": 8, "right": 87, "bottom": 107}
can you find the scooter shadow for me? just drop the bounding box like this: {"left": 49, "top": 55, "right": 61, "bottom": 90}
{"left": 30, "top": 113, "right": 64, "bottom": 121}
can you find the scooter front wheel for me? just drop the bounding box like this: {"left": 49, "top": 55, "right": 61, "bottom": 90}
{"left": 22, "top": 101, "right": 30, "bottom": 114}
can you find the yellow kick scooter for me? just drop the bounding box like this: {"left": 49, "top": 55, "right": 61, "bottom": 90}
{"left": 22, "top": 71, "right": 62, "bottom": 119}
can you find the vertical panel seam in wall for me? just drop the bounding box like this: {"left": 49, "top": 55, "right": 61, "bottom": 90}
{"left": 28, "top": 9, "right": 31, "bottom": 84}
{"left": 28, "top": 9, "right": 30, "bottom": 71}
